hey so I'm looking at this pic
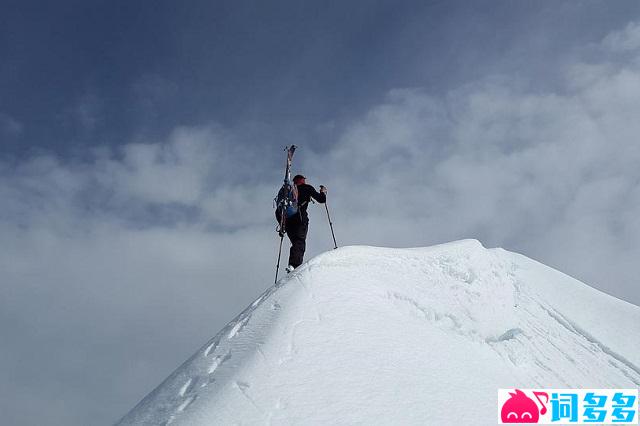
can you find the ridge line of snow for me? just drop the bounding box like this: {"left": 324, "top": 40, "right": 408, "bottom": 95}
{"left": 117, "top": 240, "right": 640, "bottom": 425}
{"left": 538, "top": 303, "right": 640, "bottom": 384}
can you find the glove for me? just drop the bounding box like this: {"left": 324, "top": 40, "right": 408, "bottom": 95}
{"left": 319, "top": 185, "right": 327, "bottom": 194}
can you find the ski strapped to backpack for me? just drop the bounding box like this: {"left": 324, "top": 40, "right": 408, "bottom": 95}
{"left": 273, "top": 145, "right": 298, "bottom": 284}
{"left": 274, "top": 145, "right": 298, "bottom": 237}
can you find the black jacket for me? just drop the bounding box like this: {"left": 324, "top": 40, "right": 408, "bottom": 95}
{"left": 296, "top": 183, "right": 326, "bottom": 219}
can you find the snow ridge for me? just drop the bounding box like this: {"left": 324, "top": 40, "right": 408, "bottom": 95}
{"left": 117, "top": 240, "right": 640, "bottom": 425}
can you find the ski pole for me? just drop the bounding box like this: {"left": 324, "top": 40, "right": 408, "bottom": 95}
{"left": 321, "top": 190, "right": 338, "bottom": 249}
{"left": 274, "top": 233, "right": 285, "bottom": 284}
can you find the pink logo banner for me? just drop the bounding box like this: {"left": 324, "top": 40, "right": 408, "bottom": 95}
{"left": 498, "top": 389, "right": 638, "bottom": 424}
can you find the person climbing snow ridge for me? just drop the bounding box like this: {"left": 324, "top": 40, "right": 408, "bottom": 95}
{"left": 284, "top": 175, "right": 326, "bottom": 272}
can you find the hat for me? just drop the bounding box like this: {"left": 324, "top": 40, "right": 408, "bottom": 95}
{"left": 293, "top": 174, "right": 306, "bottom": 182}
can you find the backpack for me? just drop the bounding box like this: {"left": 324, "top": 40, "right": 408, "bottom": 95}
{"left": 275, "top": 181, "right": 299, "bottom": 223}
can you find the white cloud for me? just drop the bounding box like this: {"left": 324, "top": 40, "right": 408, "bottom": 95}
{"left": 0, "top": 126, "right": 282, "bottom": 425}
{"left": 602, "top": 21, "right": 640, "bottom": 53}
{"left": 308, "top": 29, "right": 640, "bottom": 306}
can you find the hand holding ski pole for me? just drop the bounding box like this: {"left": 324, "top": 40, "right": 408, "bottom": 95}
{"left": 320, "top": 185, "right": 327, "bottom": 194}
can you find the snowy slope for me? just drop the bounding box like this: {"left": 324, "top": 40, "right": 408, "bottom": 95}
{"left": 117, "top": 240, "right": 640, "bottom": 425}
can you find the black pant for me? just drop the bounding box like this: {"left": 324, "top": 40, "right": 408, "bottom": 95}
{"left": 286, "top": 216, "right": 308, "bottom": 268}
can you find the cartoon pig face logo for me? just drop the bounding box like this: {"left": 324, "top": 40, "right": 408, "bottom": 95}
{"left": 501, "top": 389, "right": 548, "bottom": 423}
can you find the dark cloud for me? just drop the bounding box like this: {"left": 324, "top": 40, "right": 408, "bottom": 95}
{"left": 4, "top": 1, "right": 639, "bottom": 155}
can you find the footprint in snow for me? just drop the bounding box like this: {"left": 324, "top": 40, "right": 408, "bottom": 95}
{"left": 227, "top": 316, "right": 250, "bottom": 339}
{"left": 208, "top": 353, "right": 231, "bottom": 375}
{"left": 236, "top": 381, "right": 250, "bottom": 391}
{"left": 251, "top": 296, "right": 264, "bottom": 308}
{"left": 179, "top": 378, "right": 197, "bottom": 397}
{"left": 486, "top": 328, "right": 524, "bottom": 343}
{"left": 203, "top": 340, "right": 219, "bottom": 357}
{"left": 177, "top": 395, "right": 197, "bottom": 412}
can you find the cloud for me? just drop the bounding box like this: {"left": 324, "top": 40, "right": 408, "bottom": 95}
{"left": 0, "top": 112, "right": 23, "bottom": 136}
{"left": 307, "top": 26, "right": 640, "bottom": 307}
{"left": 0, "top": 125, "right": 282, "bottom": 425}
{"left": 3, "top": 17, "right": 640, "bottom": 426}
{"left": 602, "top": 21, "right": 640, "bottom": 53}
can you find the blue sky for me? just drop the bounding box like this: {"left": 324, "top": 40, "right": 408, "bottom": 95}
{"left": 3, "top": 1, "right": 640, "bottom": 425}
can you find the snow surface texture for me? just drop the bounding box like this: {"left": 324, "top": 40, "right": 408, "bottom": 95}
{"left": 117, "top": 240, "right": 640, "bottom": 425}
